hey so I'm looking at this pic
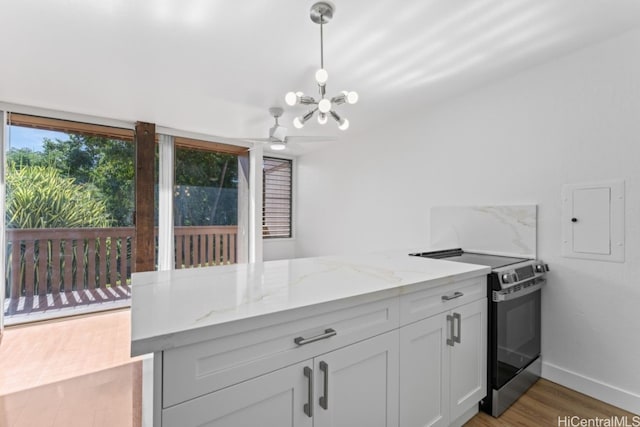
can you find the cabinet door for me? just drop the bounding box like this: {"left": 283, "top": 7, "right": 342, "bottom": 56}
{"left": 449, "top": 298, "right": 487, "bottom": 421}
{"left": 162, "top": 360, "right": 313, "bottom": 427}
{"left": 313, "top": 330, "right": 399, "bottom": 427}
{"left": 399, "top": 315, "right": 450, "bottom": 427}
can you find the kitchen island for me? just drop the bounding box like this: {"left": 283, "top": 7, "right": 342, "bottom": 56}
{"left": 131, "top": 252, "right": 490, "bottom": 427}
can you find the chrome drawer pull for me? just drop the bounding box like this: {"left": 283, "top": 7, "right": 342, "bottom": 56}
{"left": 294, "top": 328, "right": 337, "bottom": 346}
{"left": 319, "top": 361, "right": 329, "bottom": 410}
{"left": 303, "top": 366, "right": 313, "bottom": 417}
{"left": 442, "top": 291, "right": 464, "bottom": 301}
{"left": 453, "top": 312, "right": 461, "bottom": 343}
{"left": 446, "top": 314, "right": 454, "bottom": 346}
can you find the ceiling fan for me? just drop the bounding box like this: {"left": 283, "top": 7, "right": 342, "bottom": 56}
{"left": 245, "top": 107, "right": 335, "bottom": 151}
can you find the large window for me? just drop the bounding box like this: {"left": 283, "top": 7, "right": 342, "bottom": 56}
{"left": 4, "top": 113, "right": 135, "bottom": 323}
{"left": 262, "top": 157, "right": 292, "bottom": 238}
{"left": 154, "top": 136, "right": 249, "bottom": 270}
{"left": 2, "top": 113, "right": 252, "bottom": 324}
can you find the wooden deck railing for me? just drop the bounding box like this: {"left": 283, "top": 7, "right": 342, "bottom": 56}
{"left": 174, "top": 225, "right": 238, "bottom": 268}
{"left": 5, "top": 225, "right": 238, "bottom": 301}
{"left": 6, "top": 227, "right": 135, "bottom": 299}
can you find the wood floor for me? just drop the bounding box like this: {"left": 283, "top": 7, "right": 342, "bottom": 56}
{"left": 0, "top": 309, "right": 139, "bottom": 394}
{"left": 0, "top": 362, "right": 142, "bottom": 427}
{"left": 465, "top": 378, "right": 638, "bottom": 426}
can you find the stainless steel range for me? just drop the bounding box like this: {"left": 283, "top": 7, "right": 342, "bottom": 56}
{"left": 409, "top": 248, "right": 548, "bottom": 417}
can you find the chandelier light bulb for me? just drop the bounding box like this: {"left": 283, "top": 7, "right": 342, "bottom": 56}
{"left": 293, "top": 117, "right": 305, "bottom": 129}
{"left": 318, "top": 113, "right": 328, "bottom": 124}
{"left": 285, "top": 92, "right": 299, "bottom": 106}
{"left": 315, "top": 68, "right": 329, "bottom": 85}
{"left": 318, "top": 98, "right": 331, "bottom": 113}
{"left": 347, "top": 91, "right": 359, "bottom": 104}
{"left": 338, "top": 118, "right": 350, "bottom": 131}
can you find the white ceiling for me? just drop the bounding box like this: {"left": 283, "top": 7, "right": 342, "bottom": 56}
{"left": 2, "top": 0, "right": 640, "bottom": 154}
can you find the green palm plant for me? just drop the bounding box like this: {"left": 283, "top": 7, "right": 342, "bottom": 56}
{"left": 6, "top": 164, "right": 111, "bottom": 229}
{"left": 5, "top": 165, "right": 114, "bottom": 296}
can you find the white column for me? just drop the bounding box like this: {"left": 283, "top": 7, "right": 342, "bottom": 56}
{"left": 236, "top": 154, "right": 249, "bottom": 264}
{"left": 157, "top": 134, "right": 174, "bottom": 271}
{"left": 248, "top": 144, "right": 263, "bottom": 263}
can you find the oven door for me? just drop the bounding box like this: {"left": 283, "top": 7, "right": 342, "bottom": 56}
{"left": 492, "top": 284, "right": 541, "bottom": 389}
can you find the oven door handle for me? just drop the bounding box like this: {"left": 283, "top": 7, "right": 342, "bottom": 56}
{"left": 493, "top": 279, "right": 544, "bottom": 303}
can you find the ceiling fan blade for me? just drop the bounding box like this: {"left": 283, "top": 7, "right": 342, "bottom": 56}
{"left": 233, "top": 107, "right": 337, "bottom": 148}
{"left": 270, "top": 124, "right": 287, "bottom": 142}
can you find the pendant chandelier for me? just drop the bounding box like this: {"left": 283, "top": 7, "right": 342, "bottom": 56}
{"left": 285, "top": 1, "right": 358, "bottom": 131}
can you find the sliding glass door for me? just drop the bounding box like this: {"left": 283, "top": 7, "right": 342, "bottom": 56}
{"left": 3, "top": 113, "right": 135, "bottom": 324}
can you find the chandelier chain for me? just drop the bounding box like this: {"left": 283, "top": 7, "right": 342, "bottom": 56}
{"left": 320, "top": 18, "right": 324, "bottom": 69}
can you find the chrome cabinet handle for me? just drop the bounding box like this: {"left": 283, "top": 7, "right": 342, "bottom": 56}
{"left": 294, "top": 328, "right": 337, "bottom": 346}
{"left": 442, "top": 291, "right": 464, "bottom": 301}
{"left": 303, "top": 367, "right": 313, "bottom": 417}
{"left": 446, "top": 314, "right": 454, "bottom": 346}
{"left": 319, "top": 361, "right": 329, "bottom": 410}
{"left": 453, "top": 312, "right": 461, "bottom": 344}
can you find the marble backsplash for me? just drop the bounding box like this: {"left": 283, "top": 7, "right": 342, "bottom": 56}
{"left": 430, "top": 205, "right": 537, "bottom": 258}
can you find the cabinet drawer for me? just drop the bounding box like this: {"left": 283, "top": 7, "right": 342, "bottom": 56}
{"left": 399, "top": 277, "right": 486, "bottom": 326}
{"left": 163, "top": 297, "right": 399, "bottom": 408}
{"left": 162, "top": 360, "right": 311, "bottom": 427}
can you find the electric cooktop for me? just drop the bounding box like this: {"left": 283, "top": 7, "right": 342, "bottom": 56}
{"left": 409, "top": 248, "right": 530, "bottom": 270}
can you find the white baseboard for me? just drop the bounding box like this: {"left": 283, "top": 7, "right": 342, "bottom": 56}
{"left": 542, "top": 361, "right": 640, "bottom": 415}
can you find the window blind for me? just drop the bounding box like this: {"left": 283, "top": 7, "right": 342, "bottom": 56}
{"left": 263, "top": 157, "right": 292, "bottom": 238}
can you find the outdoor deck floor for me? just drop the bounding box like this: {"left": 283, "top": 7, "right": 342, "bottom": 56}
{"left": 3, "top": 286, "right": 131, "bottom": 324}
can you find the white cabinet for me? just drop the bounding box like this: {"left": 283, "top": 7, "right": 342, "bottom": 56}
{"left": 448, "top": 299, "right": 486, "bottom": 421}
{"left": 162, "top": 360, "right": 313, "bottom": 427}
{"left": 161, "top": 297, "right": 399, "bottom": 408}
{"left": 399, "top": 313, "right": 449, "bottom": 427}
{"left": 314, "top": 330, "right": 399, "bottom": 427}
{"left": 152, "top": 276, "right": 486, "bottom": 427}
{"left": 162, "top": 330, "right": 398, "bottom": 427}
{"left": 399, "top": 295, "right": 486, "bottom": 427}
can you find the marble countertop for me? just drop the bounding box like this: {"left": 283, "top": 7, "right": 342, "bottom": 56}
{"left": 130, "top": 251, "right": 490, "bottom": 356}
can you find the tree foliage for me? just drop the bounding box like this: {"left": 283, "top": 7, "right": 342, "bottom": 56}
{"left": 6, "top": 164, "right": 111, "bottom": 228}
{"left": 7, "top": 133, "right": 135, "bottom": 226}
{"left": 174, "top": 148, "right": 238, "bottom": 226}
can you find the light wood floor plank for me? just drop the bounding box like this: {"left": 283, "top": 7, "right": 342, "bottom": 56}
{"left": 465, "top": 379, "right": 638, "bottom": 427}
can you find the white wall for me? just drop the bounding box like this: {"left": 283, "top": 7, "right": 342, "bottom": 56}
{"left": 263, "top": 239, "right": 296, "bottom": 261}
{"left": 296, "top": 29, "right": 640, "bottom": 413}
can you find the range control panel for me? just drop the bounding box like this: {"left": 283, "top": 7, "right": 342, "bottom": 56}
{"left": 495, "top": 261, "right": 548, "bottom": 289}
